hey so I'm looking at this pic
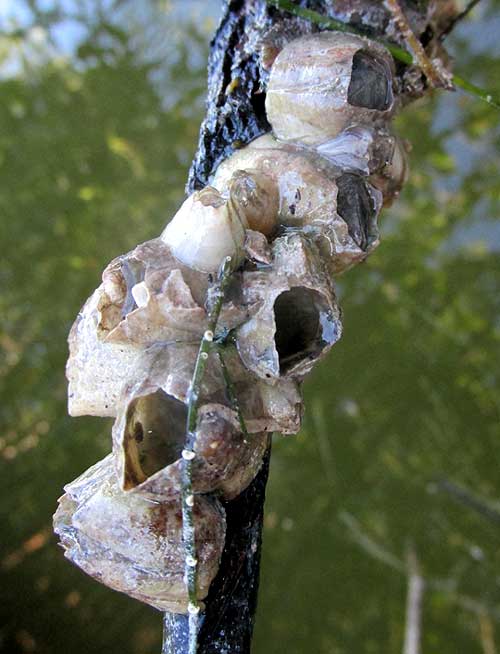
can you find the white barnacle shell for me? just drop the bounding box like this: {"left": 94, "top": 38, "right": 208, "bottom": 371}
{"left": 266, "top": 32, "right": 396, "bottom": 145}
{"left": 161, "top": 186, "right": 247, "bottom": 273}
{"left": 235, "top": 232, "right": 342, "bottom": 382}
{"left": 53, "top": 455, "right": 226, "bottom": 613}
{"left": 212, "top": 134, "right": 382, "bottom": 274}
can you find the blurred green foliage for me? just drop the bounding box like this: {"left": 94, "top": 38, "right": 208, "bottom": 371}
{"left": 1, "top": 1, "right": 500, "bottom": 653}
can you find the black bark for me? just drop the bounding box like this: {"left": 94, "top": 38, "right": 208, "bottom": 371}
{"left": 164, "top": 1, "right": 437, "bottom": 652}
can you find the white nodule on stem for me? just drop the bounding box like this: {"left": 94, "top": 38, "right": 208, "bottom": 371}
{"left": 200, "top": 351, "right": 209, "bottom": 360}
{"left": 182, "top": 449, "right": 196, "bottom": 461}
{"left": 204, "top": 330, "right": 214, "bottom": 342}
{"left": 188, "top": 602, "right": 201, "bottom": 615}
{"left": 186, "top": 494, "right": 195, "bottom": 507}
{"left": 186, "top": 555, "right": 198, "bottom": 567}
{"left": 160, "top": 186, "right": 247, "bottom": 273}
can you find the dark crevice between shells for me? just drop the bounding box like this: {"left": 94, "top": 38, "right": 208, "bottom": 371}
{"left": 123, "top": 390, "right": 187, "bottom": 489}
{"left": 121, "top": 258, "right": 145, "bottom": 317}
{"left": 336, "top": 173, "right": 376, "bottom": 251}
{"left": 348, "top": 50, "right": 392, "bottom": 111}
{"left": 273, "top": 287, "right": 334, "bottom": 373}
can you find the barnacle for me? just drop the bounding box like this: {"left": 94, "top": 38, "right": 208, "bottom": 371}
{"left": 265, "top": 32, "right": 396, "bottom": 145}
{"left": 235, "top": 233, "right": 342, "bottom": 380}
{"left": 113, "top": 385, "right": 270, "bottom": 501}
{"left": 161, "top": 187, "right": 247, "bottom": 273}
{"left": 212, "top": 134, "right": 382, "bottom": 273}
{"left": 53, "top": 456, "right": 226, "bottom": 613}
{"left": 57, "top": 28, "right": 411, "bottom": 618}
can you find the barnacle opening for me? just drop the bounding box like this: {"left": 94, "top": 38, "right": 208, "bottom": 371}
{"left": 273, "top": 287, "right": 336, "bottom": 374}
{"left": 337, "top": 173, "right": 377, "bottom": 251}
{"left": 348, "top": 50, "right": 392, "bottom": 111}
{"left": 123, "top": 389, "right": 187, "bottom": 489}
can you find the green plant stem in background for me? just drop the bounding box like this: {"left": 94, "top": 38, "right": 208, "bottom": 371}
{"left": 267, "top": 0, "right": 500, "bottom": 110}
{"left": 181, "top": 255, "right": 234, "bottom": 654}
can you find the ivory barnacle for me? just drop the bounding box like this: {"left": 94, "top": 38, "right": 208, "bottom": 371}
{"left": 212, "top": 134, "right": 382, "bottom": 274}
{"left": 161, "top": 186, "right": 247, "bottom": 273}
{"left": 53, "top": 455, "right": 226, "bottom": 613}
{"left": 265, "top": 32, "right": 396, "bottom": 145}
{"left": 317, "top": 126, "right": 409, "bottom": 205}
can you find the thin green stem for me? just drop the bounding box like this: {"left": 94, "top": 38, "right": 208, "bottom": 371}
{"left": 266, "top": 0, "right": 500, "bottom": 110}
{"left": 180, "top": 255, "right": 234, "bottom": 654}
{"left": 217, "top": 348, "right": 249, "bottom": 438}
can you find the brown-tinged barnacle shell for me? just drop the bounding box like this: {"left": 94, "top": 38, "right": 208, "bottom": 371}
{"left": 160, "top": 186, "right": 247, "bottom": 273}
{"left": 227, "top": 169, "right": 280, "bottom": 237}
{"left": 212, "top": 134, "right": 382, "bottom": 274}
{"left": 265, "top": 32, "right": 396, "bottom": 145}
{"left": 112, "top": 382, "right": 269, "bottom": 501}
{"left": 235, "top": 232, "right": 342, "bottom": 381}
{"left": 53, "top": 455, "right": 225, "bottom": 613}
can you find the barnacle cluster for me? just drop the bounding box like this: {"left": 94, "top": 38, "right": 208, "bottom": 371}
{"left": 54, "top": 32, "right": 408, "bottom": 613}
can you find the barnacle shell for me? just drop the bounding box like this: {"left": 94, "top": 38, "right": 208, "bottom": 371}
{"left": 66, "top": 237, "right": 249, "bottom": 417}
{"left": 266, "top": 32, "right": 395, "bottom": 145}
{"left": 317, "top": 126, "right": 409, "bottom": 205}
{"left": 212, "top": 134, "right": 382, "bottom": 273}
{"left": 236, "top": 232, "right": 342, "bottom": 381}
{"left": 227, "top": 169, "right": 280, "bottom": 236}
{"left": 161, "top": 186, "right": 247, "bottom": 273}
{"left": 53, "top": 456, "right": 226, "bottom": 613}
{"left": 113, "top": 383, "right": 270, "bottom": 501}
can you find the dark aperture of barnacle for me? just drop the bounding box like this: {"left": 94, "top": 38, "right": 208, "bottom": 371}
{"left": 122, "top": 389, "right": 187, "bottom": 489}
{"left": 273, "top": 287, "right": 337, "bottom": 374}
{"left": 265, "top": 32, "right": 396, "bottom": 145}
{"left": 336, "top": 173, "right": 378, "bottom": 251}
{"left": 114, "top": 379, "right": 270, "bottom": 502}
{"left": 348, "top": 50, "right": 394, "bottom": 111}
{"left": 236, "top": 232, "right": 342, "bottom": 381}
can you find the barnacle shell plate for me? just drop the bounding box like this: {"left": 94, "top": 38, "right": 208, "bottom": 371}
{"left": 266, "top": 31, "right": 396, "bottom": 145}
{"left": 53, "top": 456, "right": 226, "bottom": 613}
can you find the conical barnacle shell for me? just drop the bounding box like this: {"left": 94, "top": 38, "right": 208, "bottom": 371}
{"left": 212, "top": 134, "right": 382, "bottom": 273}
{"left": 112, "top": 382, "right": 269, "bottom": 501}
{"left": 161, "top": 186, "right": 247, "bottom": 273}
{"left": 66, "top": 237, "right": 251, "bottom": 417}
{"left": 266, "top": 32, "right": 396, "bottom": 145}
{"left": 235, "top": 232, "right": 342, "bottom": 381}
{"left": 317, "top": 126, "right": 409, "bottom": 206}
{"left": 53, "top": 456, "right": 226, "bottom": 613}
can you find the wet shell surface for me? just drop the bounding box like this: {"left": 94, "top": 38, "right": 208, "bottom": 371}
{"left": 53, "top": 456, "right": 226, "bottom": 613}
{"left": 212, "top": 134, "right": 382, "bottom": 274}
{"left": 266, "top": 31, "right": 396, "bottom": 145}
{"left": 236, "top": 232, "right": 342, "bottom": 381}
{"left": 113, "top": 387, "right": 270, "bottom": 501}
